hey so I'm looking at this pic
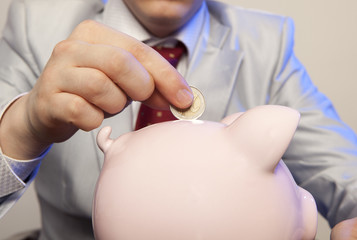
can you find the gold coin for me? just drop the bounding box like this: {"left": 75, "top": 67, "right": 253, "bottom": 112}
{"left": 170, "top": 86, "right": 205, "bottom": 120}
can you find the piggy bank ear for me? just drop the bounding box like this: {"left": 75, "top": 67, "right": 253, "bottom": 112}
{"left": 226, "top": 105, "right": 300, "bottom": 172}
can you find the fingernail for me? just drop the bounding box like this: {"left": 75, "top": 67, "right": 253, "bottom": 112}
{"left": 176, "top": 88, "right": 193, "bottom": 108}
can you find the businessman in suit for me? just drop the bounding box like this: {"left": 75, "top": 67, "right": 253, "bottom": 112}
{"left": 0, "top": 0, "right": 356, "bottom": 239}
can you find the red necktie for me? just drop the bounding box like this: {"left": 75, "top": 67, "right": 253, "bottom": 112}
{"left": 135, "top": 43, "right": 186, "bottom": 130}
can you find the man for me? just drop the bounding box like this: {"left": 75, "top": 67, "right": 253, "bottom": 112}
{"left": 0, "top": 0, "right": 356, "bottom": 239}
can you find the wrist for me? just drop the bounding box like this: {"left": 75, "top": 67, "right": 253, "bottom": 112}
{"left": 0, "top": 94, "right": 51, "bottom": 160}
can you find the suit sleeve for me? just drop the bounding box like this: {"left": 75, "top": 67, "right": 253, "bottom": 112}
{"left": 269, "top": 17, "right": 357, "bottom": 227}
{"left": 0, "top": 0, "right": 44, "bottom": 217}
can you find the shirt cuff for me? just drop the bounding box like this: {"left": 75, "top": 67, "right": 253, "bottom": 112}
{"left": 1, "top": 148, "right": 44, "bottom": 181}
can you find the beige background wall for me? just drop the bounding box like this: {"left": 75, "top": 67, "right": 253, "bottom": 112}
{"left": 1, "top": 0, "right": 356, "bottom": 239}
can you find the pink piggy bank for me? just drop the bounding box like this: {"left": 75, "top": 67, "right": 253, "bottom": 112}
{"left": 93, "top": 105, "right": 317, "bottom": 240}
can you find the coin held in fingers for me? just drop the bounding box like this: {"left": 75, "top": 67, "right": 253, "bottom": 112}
{"left": 170, "top": 86, "right": 205, "bottom": 120}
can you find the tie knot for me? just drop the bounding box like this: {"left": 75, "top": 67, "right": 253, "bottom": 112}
{"left": 153, "top": 42, "right": 186, "bottom": 68}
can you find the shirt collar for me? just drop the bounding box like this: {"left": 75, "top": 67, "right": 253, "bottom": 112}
{"left": 102, "top": 0, "right": 207, "bottom": 61}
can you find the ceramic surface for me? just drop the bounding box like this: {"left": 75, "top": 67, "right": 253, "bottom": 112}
{"left": 93, "top": 105, "right": 317, "bottom": 240}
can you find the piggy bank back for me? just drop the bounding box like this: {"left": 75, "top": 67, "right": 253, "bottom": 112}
{"left": 93, "top": 105, "right": 317, "bottom": 240}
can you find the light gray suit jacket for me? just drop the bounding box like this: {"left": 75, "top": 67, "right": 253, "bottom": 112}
{"left": 1, "top": 0, "right": 357, "bottom": 239}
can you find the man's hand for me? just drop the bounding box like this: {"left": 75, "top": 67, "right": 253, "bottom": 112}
{"left": 331, "top": 217, "right": 357, "bottom": 240}
{"left": 0, "top": 20, "right": 193, "bottom": 160}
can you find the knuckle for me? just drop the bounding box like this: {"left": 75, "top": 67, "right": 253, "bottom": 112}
{"left": 100, "top": 91, "right": 127, "bottom": 115}
{"left": 129, "top": 42, "right": 149, "bottom": 57}
{"left": 82, "top": 115, "right": 103, "bottom": 131}
{"left": 86, "top": 71, "right": 107, "bottom": 95}
{"left": 67, "top": 96, "right": 87, "bottom": 120}
{"left": 67, "top": 97, "right": 104, "bottom": 131}
{"left": 107, "top": 49, "right": 134, "bottom": 74}
{"left": 73, "top": 20, "right": 98, "bottom": 37}
{"left": 52, "top": 40, "right": 77, "bottom": 57}
{"left": 109, "top": 98, "right": 127, "bottom": 114}
{"left": 135, "top": 75, "right": 155, "bottom": 101}
{"left": 105, "top": 50, "right": 154, "bottom": 101}
{"left": 77, "top": 19, "right": 97, "bottom": 31}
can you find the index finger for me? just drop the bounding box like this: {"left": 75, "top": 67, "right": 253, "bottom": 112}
{"left": 68, "top": 20, "right": 193, "bottom": 109}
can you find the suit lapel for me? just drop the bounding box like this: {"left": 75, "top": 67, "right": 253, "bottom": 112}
{"left": 186, "top": 12, "right": 244, "bottom": 122}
